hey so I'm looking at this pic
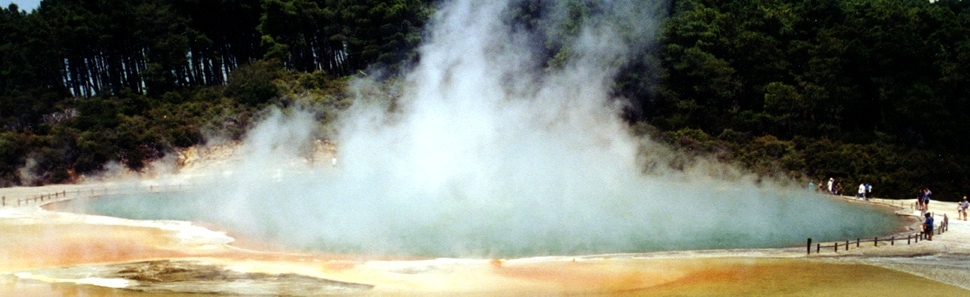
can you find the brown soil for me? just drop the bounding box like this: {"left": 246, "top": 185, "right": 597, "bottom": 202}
{"left": 111, "top": 260, "right": 374, "bottom": 295}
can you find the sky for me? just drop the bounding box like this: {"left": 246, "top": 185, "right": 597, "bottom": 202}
{"left": 1, "top": 0, "right": 40, "bottom": 12}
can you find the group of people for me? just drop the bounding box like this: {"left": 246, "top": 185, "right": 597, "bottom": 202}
{"left": 810, "top": 178, "right": 871, "bottom": 199}
{"left": 919, "top": 188, "right": 937, "bottom": 241}
{"left": 809, "top": 178, "right": 970, "bottom": 224}
{"left": 920, "top": 193, "right": 968, "bottom": 241}
{"left": 916, "top": 187, "right": 932, "bottom": 211}
{"left": 811, "top": 178, "right": 844, "bottom": 195}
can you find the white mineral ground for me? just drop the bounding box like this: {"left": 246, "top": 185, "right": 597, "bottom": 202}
{"left": 1, "top": 146, "right": 968, "bottom": 296}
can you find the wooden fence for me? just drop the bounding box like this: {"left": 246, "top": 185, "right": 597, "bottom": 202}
{"left": 1, "top": 183, "right": 193, "bottom": 207}
{"left": 864, "top": 197, "right": 922, "bottom": 211}
{"left": 807, "top": 213, "right": 949, "bottom": 254}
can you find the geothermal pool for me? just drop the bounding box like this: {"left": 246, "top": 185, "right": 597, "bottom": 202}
{"left": 25, "top": 0, "right": 893, "bottom": 260}
{"left": 51, "top": 186, "right": 903, "bottom": 258}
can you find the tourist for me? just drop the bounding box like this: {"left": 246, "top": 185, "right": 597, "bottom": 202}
{"left": 924, "top": 188, "right": 932, "bottom": 210}
{"left": 864, "top": 183, "right": 872, "bottom": 199}
{"left": 827, "top": 178, "right": 834, "bottom": 194}
{"left": 857, "top": 183, "right": 865, "bottom": 199}
{"left": 957, "top": 196, "right": 967, "bottom": 220}
{"left": 917, "top": 188, "right": 927, "bottom": 211}
{"left": 923, "top": 212, "right": 934, "bottom": 241}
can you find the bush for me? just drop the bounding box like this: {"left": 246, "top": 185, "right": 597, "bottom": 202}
{"left": 224, "top": 60, "right": 281, "bottom": 106}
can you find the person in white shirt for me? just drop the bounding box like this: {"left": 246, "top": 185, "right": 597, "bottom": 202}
{"left": 959, "top": 196, "right": 968, "bottom": 221}
{"left": 857, "top": 183, "right": 866, "bottom": 199}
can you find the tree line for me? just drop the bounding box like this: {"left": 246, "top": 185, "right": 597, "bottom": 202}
{"left": 626, "top": 0, "right": 970, "bottom": 200}
{"left": 3, "top": 0, "right": 970, "bottom": 200}
{"left": 0, "top": 0, "right": 430, "bottom": 185}
{"left": 0, "top": 0, "right": 429, "bottom": 99}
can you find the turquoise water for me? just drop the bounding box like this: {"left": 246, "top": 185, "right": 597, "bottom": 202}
{"left": 51, "top": 189, "right": 904, "bottom": 258}
{"left": 53, "top": 192, "right": 203, "bottom": 222}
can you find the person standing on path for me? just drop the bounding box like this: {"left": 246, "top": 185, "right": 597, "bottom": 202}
{"left": 924, "top": 188, "right": 932, "bottom": 210}
{"left": 917, "top": 188, "right": 928, "bottom": 210}
{"left": 923, "top": 212, "right": 934, "bottom": 241}
{"left": 959, "top": 196, "right": 968, "bottom": 221}
{"left": 857, "top": 183, "right": 866, "bottom": 199}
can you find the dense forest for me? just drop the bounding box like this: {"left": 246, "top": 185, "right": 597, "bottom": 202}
{"left": 1, "top": 0, "right": 969, "bottom": 201}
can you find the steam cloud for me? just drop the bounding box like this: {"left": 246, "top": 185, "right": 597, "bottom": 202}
{"left": 106, "top": 0, "right": 896, "bottom": 258}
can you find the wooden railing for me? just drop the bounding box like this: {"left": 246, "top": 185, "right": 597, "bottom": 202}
{"left": 807, "top": 213, "right": 949, "bottom": 254}
{"left": 1, "top": 183, "right": 194, "bottom": 207}
{"left": 863, "top": 197, "right": 922, "bottom": 211}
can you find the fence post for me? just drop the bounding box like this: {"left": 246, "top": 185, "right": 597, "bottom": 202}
{"left": 834, "top": 242, "right": 838, "bottom": 252}
{"left": 891, "top": 236, "right": 894, "bottom": 246}
{"left": 845, "top": 240, "right": 850, "bottom": 251}
{"left": 807, "top": 238, "right": 812, "bottom": 254}
{"left": 874, "top": 237, "right": 878, "bottom": 247}
{"left": 816, "top": 243, "right": 820, "bottom": 253}
{"left": 856, "top": 238, "right": 860, "bottom": 247}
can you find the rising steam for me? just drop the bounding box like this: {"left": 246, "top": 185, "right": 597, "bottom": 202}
{"left": 93, "top": 0, "right": 896, "bottom": 258}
